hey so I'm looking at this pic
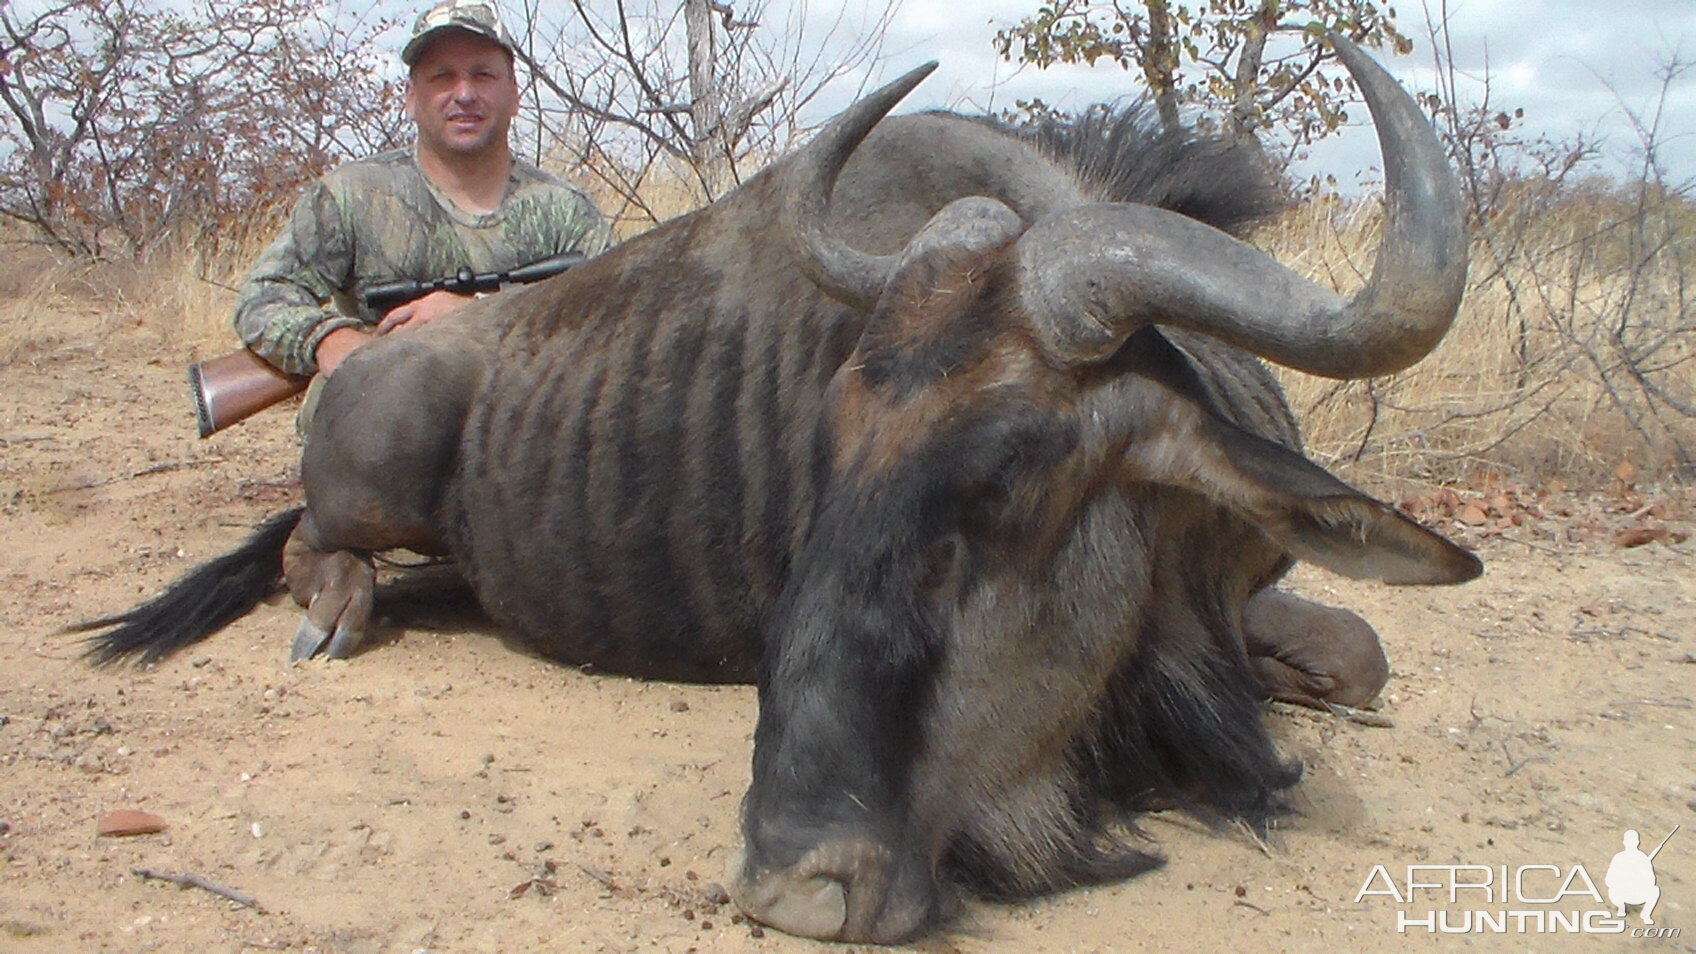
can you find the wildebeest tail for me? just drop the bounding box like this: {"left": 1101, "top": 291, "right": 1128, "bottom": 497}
{"left": 70, "top": 507, "right": 302, "bottom": 666}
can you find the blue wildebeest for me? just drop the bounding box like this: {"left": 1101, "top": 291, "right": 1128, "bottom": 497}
{"left": 81, "top": 38, "right": 1478, "bottom": 943}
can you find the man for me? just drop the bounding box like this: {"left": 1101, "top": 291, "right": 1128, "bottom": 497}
{"left": 233, "top": 0, "right": 607, "bottom": 392}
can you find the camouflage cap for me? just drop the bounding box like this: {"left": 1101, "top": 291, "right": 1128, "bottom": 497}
{"left": 401, "top": 0, "right": 516, "bottom": 66}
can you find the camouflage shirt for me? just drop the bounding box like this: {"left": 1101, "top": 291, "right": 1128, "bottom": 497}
{"left": 234, "top": 148, "right": 609, "bottom": 375}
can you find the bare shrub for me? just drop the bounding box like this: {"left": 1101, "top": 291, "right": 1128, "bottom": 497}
{"left": 0, "top": 0, "right": 406, "bottom": 260}
{"left": 1263, "top": 18, "right": 1695, "bottom": 490}
{"left": 1267, "top": 170, "right": 1695, "bottom": 489}
{"left": 511, "top": 0, "right": 899, "bottom": 229}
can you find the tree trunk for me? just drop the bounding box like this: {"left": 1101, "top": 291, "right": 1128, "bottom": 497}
{"left": 1228, "top": 0, "right": 1280, "bottom": 142}
{"left": 684, "top": 0, "right": 725, "bottom": 192}
{"left": 1141, "top": 0, "right": 1182, "bottom": 133}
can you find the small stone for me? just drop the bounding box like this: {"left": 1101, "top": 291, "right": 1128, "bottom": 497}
{"left": 748, "top": 925, "right": 764, "bottom": 938}
{"left": 488, "top": 834, "right": 506, "bottom": 845}
{"left": 669, "top": 700, "right": 690, "bottom": 713}
{"left": 192, "top": 657, "right": 211, "bottom": 668}
{"left": 534, "top": 840, "right": 554, "bottom": 853}
{"left": 97, "top": 810, "right": 167, "bottom": 837}
{"left": 704, "top": 883, "right": 731, "bottom": 906}
{"left": 0, "top": 821, "right": 11, "bottom": 835}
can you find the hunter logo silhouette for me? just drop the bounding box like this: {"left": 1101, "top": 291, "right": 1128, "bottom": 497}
{"left": 1606, "top": 826, "right": 1678, "bottom": 925}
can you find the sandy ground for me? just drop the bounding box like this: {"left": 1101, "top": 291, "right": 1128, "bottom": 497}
{"left": 2, "top": 327, "right": 1693, "bottom": 954}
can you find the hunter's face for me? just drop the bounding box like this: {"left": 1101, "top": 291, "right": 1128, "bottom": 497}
{"left": 405, "top": 31, "right": 519, "bottom": 160}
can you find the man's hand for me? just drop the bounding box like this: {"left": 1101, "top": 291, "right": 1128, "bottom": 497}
{"left": 375, "top": 289, "right": 475, "bottom": 335}
{"left": 317, "top": 290, "right": 474, "bottom": 376}
{"left": 315, "top": 327, "right": 374, "bottom": 377}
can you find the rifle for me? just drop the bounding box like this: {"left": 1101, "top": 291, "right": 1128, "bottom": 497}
{"left": 188, "top": 252, "right": 585, "bottom": 438}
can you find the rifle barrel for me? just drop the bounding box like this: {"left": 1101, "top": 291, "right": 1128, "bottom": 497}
{"left": 1648, "top": 824, "right": 1679, "bottom": 861}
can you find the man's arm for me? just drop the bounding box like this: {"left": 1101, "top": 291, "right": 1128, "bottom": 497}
{"left": 312, "top": 326, "right": 375, "bottom": 376}
{"left": 232, "top": 181, "right": 363, "bottom": 377}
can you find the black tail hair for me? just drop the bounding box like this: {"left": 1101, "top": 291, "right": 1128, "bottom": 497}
{"left": 69, "top": 507, "right": 303, "bottom": 666}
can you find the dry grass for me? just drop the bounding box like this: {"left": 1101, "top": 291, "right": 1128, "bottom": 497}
{"left": 4, "top": 175, "right": 1691, "bottom": 492}
{"left": 0, "top": 216, "right": 275, "bottom": 369}
{"left": 1261, "top": 183, "right": 1695, "bottom": 490}
{"left": 545, "top": 150, "right": 738, "bottom": 239}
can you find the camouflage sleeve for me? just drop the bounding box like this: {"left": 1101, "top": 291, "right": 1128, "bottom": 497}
{"left": 231, "top": 181, "right": 364, "bottom": 376}
{"left": 570, "top": 190, "right": 612, "bottom": 257}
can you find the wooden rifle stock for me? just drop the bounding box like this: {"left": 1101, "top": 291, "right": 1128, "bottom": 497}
{"left": 189, "top": 348, "right": 310, "bottom": 438}
{"left": 188, "top": 252, "right": 587, "bottom": 438}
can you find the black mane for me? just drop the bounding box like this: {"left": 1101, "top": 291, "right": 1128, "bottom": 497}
{"left": 979, "top": 102, "right": 1287, "bottom": 236}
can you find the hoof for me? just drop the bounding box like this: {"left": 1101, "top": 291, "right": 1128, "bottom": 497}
{"left": 746, "top": 871, "right": 846, "bottom": 939}
{"left": 726, "top": 840, "right": 933, "bottom": 943}
{"left": 288, "top": 606, "right": 368, "bottom": 662}
{"left": 284, "top": 542, "right": 374, "bottom": 662}
{"left": 290, "top": 616, "right": 332, "bottom": 662}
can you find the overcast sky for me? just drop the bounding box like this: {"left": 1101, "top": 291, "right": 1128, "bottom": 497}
{"left": 795, "top": 0, "right": 1696, "bottom": 187}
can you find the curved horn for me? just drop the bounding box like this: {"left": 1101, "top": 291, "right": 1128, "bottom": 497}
{"left": 891, "top": 197, "right": 1026, "bottom": 274}
{"left": 781, "top": 62, "right": 938, "bottom": 311}
{"left": 1016, "top": 35, "right": 1468, "bottom": 377}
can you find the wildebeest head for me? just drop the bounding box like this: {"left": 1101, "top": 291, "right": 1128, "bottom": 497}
{"left": 730, "top": 40, "right": 1481, "bottom": 943}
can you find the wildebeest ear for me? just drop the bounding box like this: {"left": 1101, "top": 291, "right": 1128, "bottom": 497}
{"left": 1122, "top": 398, "right": 1482, "bottom": 585}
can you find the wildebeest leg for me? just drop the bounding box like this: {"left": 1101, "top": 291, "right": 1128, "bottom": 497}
{"left": 1243, "top": 588, "right": 1390, "bottom": 710}
{"left": 283, "top": 518, "right": 377, "bottom": 661}
{"left": 286, "top": 319, "right": 490, "bottom": 660}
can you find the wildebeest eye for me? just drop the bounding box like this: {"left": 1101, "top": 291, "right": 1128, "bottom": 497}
{"left": 916, "top": 533, "right": 968, "bottom": 602}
